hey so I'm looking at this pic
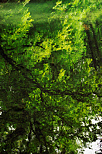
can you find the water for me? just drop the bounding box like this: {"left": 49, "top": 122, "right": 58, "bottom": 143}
{"left": 83, "top": 116, "right": 102, "bottom": 154}
{"left": 84, "top": 139, "right": 102, "bottom": 154}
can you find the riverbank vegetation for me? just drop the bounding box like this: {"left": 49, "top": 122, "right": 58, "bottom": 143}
{"left": 0, "top": 0, "right": 102, "bottom": 153}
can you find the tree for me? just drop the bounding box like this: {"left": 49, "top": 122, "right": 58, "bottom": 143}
{"left": 0, "top": 0, "right": 102, "bottom": 153}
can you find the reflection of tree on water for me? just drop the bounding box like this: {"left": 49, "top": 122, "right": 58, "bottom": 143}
{"left": 92, "top": 115, "right": 102, "bottom": 154}
{"left": 82, "top": 115, "right": 102, "bottom": 154}
{"left": 95, "top": 138, "right": 102, "bottom": 154}
{"left": 99, "top": 138, "right": 102, "bottom": 148}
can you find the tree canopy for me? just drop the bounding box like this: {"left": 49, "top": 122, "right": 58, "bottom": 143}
{"left": 0, "top": 0, "right": 102, "bottom": 153}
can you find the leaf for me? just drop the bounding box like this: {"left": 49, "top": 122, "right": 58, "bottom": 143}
{"left": 58, "top": 69, "right": 66, "bottom": 81}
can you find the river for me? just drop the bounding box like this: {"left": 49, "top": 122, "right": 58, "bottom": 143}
{"left": 80, "top": 115, "right": 102, "bottom": 154}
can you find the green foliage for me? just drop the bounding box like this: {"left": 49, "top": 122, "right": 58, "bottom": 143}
{"left": 0, "top": 0, "right": 102, "bottom": 153}
{"left": 30, "top": 0, "right": 58, "bottom": 3}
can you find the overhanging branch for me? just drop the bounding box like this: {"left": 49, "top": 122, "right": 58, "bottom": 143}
{"left": 0, "top": 45, "right": 93, "bottom": 101}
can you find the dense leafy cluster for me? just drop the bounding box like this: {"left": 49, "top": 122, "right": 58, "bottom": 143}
{"left": 0, "top": 0, "right": 102, "bottom": 153}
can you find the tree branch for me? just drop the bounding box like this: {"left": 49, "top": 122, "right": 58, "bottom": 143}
{"left": 89, "top": 24, "right": 101, "bottom": 58}
{"left": 0, "top": 45, "right": 93, "bottom": 101}
{"left": 85, "top": 29, "right": 97, "bottom": 70}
